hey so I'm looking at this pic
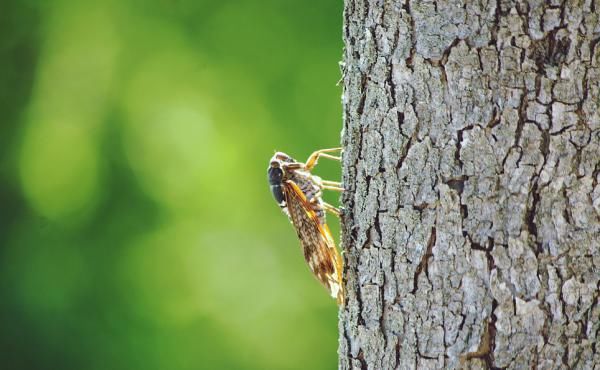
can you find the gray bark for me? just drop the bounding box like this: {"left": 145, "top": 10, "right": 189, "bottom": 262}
{"left": 339, "top": 1, "right": 600, "bottom": 369}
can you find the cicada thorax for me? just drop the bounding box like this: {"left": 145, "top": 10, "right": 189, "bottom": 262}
{"left": 285, "top": 169, "right": 326, "bottom": 222}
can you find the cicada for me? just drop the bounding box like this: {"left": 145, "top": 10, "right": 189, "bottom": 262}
{"left": 267, "top": 148, "right": 345, "bottom": 305}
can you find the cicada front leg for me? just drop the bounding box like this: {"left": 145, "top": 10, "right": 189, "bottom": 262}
{"left": 304, "top": 148, "right": 342, "bottom": 170}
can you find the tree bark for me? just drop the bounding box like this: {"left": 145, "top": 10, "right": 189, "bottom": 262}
{"left": 339, "top": 1, "right": 600, "bottom": 369}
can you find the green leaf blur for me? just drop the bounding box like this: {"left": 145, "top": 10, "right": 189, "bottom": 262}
{"left": 0, "top": 0, "right": 343, "bottom": 369}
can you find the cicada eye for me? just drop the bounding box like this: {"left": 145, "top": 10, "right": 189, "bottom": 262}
{"left": 267, "top": 166, "right": 285, "bottom": 205}
{"left": 267, "top": 166, "right": 283, "bottom": 186}
{"left": 270, "top": 183, "right": 285, "bottom": 204}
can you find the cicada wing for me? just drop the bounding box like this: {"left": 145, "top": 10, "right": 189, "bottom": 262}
{"left": 283, "top": 180, "right": 344, "bottom": 305}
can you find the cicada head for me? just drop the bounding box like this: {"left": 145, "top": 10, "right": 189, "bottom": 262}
{"left": 267, "top": 152, "right": 295, "bottom": 206}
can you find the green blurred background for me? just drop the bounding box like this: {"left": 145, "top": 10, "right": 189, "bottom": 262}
{"left": 0, "top": 0, "right": 344, "bottom": 369}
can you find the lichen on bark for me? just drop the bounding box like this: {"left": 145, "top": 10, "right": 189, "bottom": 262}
{"left": 339, "top": 1, "right": 600, "bottom": 369}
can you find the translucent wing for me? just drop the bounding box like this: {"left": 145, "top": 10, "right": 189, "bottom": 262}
{"left": 283, "top": 180, "right": 344, "bottom": 305}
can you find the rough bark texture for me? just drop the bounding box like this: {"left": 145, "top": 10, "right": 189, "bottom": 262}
{"left": 339, "top": 1, "right": 600, "bottom": 369}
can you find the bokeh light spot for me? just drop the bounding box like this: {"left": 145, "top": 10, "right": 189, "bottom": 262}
{"left": 18, "top": 1, "right": 119, "bottom": 222}
{"left": 20, "top": 120, "right": 101, "bottom": 221}
{"left": 122, "top": 48, "right": 225, "bottom": 212}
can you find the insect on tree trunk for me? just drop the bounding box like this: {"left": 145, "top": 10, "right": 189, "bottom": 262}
{"left": 339, "top": 1, "right": 600, "bottom": 369}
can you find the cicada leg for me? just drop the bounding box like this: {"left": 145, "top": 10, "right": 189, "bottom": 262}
{"left": 311, "top": 176, "right": 344, "bottom": 193}
{"left": 321, "top": 202, "right": 341, "bottom": 217}
{"left": 304, "top": 147, "right": 342, "bottom": 170}
{"left": 320, "top": 180, "right": 344, "bottom": 192}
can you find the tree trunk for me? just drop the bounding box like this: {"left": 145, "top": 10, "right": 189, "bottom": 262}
{"left": 339, "top": 1, "right": 600, "bottom": 369}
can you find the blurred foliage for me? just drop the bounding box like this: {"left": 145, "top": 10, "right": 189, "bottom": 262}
{"left": 0, "top": 0, "right": 344, "bottom": 369}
